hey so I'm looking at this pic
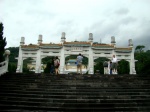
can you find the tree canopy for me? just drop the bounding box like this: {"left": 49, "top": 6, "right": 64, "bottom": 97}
{"left": 0, "top": 23, "right": 7, "bottom": 62}
{"left": 135, "top": 45, "right": 145, "bottom": 53}
{"left": 135, "top": 47, "right": 150, "bottom": 75}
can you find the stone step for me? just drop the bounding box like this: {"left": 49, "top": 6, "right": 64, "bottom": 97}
{"left": 1, "top": 82, "right": 150, "bottom": 87}
{"left": 0, "top": 82, "right": 149, "bottom": 87}
{"left": 1, "top": 99, "right": 149, "bottom": 107}
{"left": 0, "top": 77, "right": 150, "bottom": 82}
{"left": 1, "top": 84, "right": 150, "bottom": 90}
{"left": 0, "top": 91, "right": 149, "bottom": 97}
{"left": 0, "top": 92, "right": 149, "bottom": 98}
{"left": 0, "top": 73, "right": 149, "bottom": 111}
{"left": 1, "top": 81, "right": 147, "bottom": 87}
{"left": 1, "top": 73, "right": 150, "bottom": 80}
{"left": 0, "top": 105, "right": 148, "bottom": 112}
{"left": 0, "top": 90, "right": 149, "bottom": 96}
{"left": 1, "top": 101, "right": 148, "bottom": 108}
{"left": 0, "top": 102, "right": 150, "bottom": 112}
{"left": 5, "top": 81, "right": 148, "bottom": 85}
{"left": 0, "top": 101, "right": 149, "bottom": 110}
{"left": 0, "top": 96, "right": 150, "bottom": 103}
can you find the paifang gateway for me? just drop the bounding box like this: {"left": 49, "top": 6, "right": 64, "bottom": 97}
{"left": 16, "top": 32, "right": 136, "bottom": 74}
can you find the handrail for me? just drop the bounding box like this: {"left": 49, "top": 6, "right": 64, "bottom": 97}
{"left": 0, "top": 50, "right": 10, "bottom": 76}
{"left": 0, "top": 61, "right": 7, "bottom": 76}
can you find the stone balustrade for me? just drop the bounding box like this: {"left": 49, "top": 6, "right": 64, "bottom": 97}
{"left": 0, "top": 50, "right": 10, "bottom": 76}
{"left": 0, "top": 61, "right": 7, "bottom": 76}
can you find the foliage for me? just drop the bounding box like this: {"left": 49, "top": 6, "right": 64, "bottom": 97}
{"left": 5, "top": 47, "right": 19, "bottom": 73}
{"left": 135, "top": 45, "right": 145, "bottom": 53}
{"left": 94, "top": 57, "right": 109, "bottom": 74}
{"left": 94, "top": 58, "right": 130, "bottom": 74}
{"left": 42, "top": 56, "right": 53, "bottom": 64}
{"left": 6, "top": 47, "right": 19, "bottom": 63}
{"left": 42, "top": 56, "right": 54, "bottom": 73}
{"left": 135, "top": 49, "right": 150, "bottom": 75}
{"left": 65, "top": 55, "right": 77, "bottom": 62}
{"left": 23, "top": 66, "right": 30, "bottom": 73}
{"left": 44, "top": 62, "right": 51, "bottom": 73}
{"left": 22, "top": 58, "right": 33, "bottom": 73}
{"left": 0, "top": 23, "right": 7, "bottom": 62}
{"left": 117, "top": 60, "right": 129, "bottom": 74}
{"left": 8, "top": 62, "right": 17, "bottom": 73}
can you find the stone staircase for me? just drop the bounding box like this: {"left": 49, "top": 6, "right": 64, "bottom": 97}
{"left": 0, "top": 73, "right": 150, "bottom": 112}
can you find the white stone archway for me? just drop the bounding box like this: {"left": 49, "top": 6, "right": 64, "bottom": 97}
{"left": 16, "top": 33, "right": 136, "bottom": 74}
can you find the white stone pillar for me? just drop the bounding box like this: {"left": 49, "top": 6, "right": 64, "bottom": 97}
{"left": 111, "top": 47, "right": 116, "bottom": 60}
{"left": 88, "top": 48, "right": 94, "bottom": 74}
{"left": 16, "top": 46, "right": 23, "bottom": 73}
{"left": 129, "top": 47, "right": 136, "bottom": 74}
{"left": 16, "top": 37, "right": 25, "bottom": 73}
{"left": 20, "top": 37, "right": 25, "bottom": 45}
{"left": 61, "top": 32, "right": 66, "bottom": 43}
{"left": 35, "top": 49, "right": 41, "bottom": 73}
{"left": 38, "top": 35, "right": 43, "bottom": 45}
{"left": 59, "top": 47, "right": 65, "bottom": 74}
{"left": 111, "top": 36, "right": 116, "bottom": 47}
{"left": 111, "top": 36, "right": 116, "bottom": 59}
{"left": 88, "top": 33, "right": 93, "bottom": 42}
{"left": 128, "top": 39, "right": 136, "bottom": 74}
{"left": 128, "top": 39, "right": 133, "bottom": 47}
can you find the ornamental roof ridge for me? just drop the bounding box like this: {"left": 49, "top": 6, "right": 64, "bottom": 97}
{"left": 115, "top": 47, "right": 132, "bottom": 50}
{"left": 64, "top": 41, "right": 91, "bottom": 45}
{"left": 21, "top": 44, "right": 39, "bottom": 48}
{"left": 39, "top": 43, "right": 62, "bottom": 46}
{"left": 92, "top": 44, "right": 114, "bottom": 47}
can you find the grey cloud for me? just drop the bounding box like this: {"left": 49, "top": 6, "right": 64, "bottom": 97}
{"left": 133, "top": 21, "right": 150, "bottom": 50}
{"left": 134, "top": 37, "right": 150, "bottom": 50}
{"left": 81, "top": 15, "right": 150, "bottom": 50}
{"left": 121, "top": 17, "right": 137, "bottom": 25}
{"left": 1, "top": 0, "right": 150, "bottom": 50}
{"left": 115, "top": 8, "right": 129, "bottom": 15}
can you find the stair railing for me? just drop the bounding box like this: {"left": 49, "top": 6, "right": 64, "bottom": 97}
{"left": 0, "top": 50, "right": 10, "bottom": 76}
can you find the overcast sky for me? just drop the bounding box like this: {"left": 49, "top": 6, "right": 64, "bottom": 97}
{"left": 0, "top": 0, "right": 150, "bottom": 50}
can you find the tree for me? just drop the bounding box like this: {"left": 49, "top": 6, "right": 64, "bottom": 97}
{"left": 118, "top": 60, "right": 129, "bottom": 74}
{"left": 0, "top": 23, "right": 7, "bottom": 62}
{"left": 5, "top": 47, "right": 19, "bottom": 73}
{"left": 94, "top": 57, "right": 109, "bottom": 74}
{"left": 135, "top": 45, "right": 145, "bottom": 53}
{"left": 6, "top": 47, "right": 19, "bottom": 63}
{"left": 22, "top": 58, "right": 33, "bottom": 73}
{"left": 44, "top": 62, "right": 51, "bottom": 73}
{"left": 8, "top": 63, "right": 17, "bottom": 73}
{"left": 135, "top": 45, "right": 150, "bottom": 75}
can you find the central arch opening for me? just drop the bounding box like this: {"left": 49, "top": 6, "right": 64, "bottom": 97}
{"left": 65, "top": 55, "right": 88, "bottom": 74}
{"left": 94, "top": 57, "right": 110, "bottom": 74}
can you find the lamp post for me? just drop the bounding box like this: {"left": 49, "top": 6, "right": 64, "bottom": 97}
{"left": 5, "top": 50, "right": 10, "bottom": 72}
